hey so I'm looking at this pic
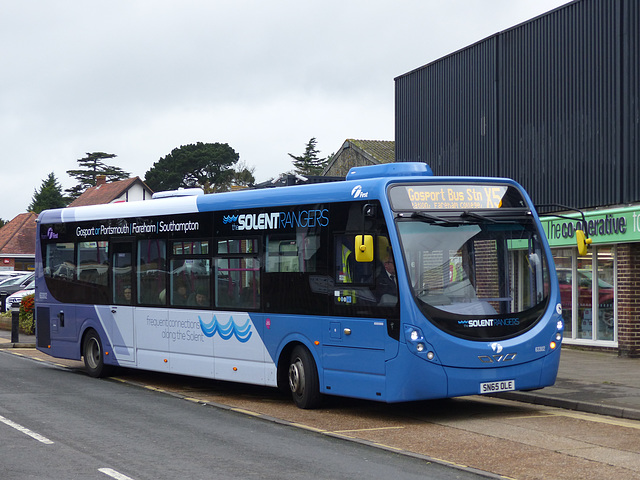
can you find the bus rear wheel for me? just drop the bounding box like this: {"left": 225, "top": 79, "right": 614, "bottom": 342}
{"left": 83, "top": 329, "right": 113, "bottom": 378}
{"left": 288, "top": 345, "right": 321, "bottom": 409}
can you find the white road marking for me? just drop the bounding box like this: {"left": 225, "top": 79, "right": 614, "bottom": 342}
{"left": 98, "top": 468, "right": 136, "bottom": 480}
{"left": 0, "top": 414, "right": 54, "bottom": 444}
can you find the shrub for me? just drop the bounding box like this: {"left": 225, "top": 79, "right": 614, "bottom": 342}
{"left": 19, "top": 293, "right": 35, "bottom": 335}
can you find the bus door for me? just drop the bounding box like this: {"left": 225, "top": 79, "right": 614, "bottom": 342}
{"left": 108, "top": 239, "right": 136, "bottom": 363}
{"left": 322, "top": 235, "right": 390, "bottom": 399}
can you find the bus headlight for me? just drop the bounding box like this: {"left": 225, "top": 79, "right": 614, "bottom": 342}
{"left": 555, "top": 332, "right": 562, "bottom": 342}
{"left": 404, "top": 326, "right": 436, "bottom": 361}
{"left": 557, "top": 320, "right": 563, "bottom": 331}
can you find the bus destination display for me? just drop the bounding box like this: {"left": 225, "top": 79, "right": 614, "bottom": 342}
{"left": 390, "top": 185, "right": 509, "bottom": 211}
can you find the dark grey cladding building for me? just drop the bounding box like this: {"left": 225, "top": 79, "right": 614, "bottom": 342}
{"left": 394, "top": 0, "right": 640, "bottom": 355}
{"left": 395, "top": 0, "right": 639, "bottom": 211}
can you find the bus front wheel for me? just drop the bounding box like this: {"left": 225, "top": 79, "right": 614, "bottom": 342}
{"left": 288, "top": 345, "right": 321, "bottom": 409}
{"left": 82, "top": 329, "right": 113, "bottom": 378}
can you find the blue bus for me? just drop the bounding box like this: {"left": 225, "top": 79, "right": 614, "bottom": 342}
{"left": 35, "top": 162, "right": 565, "bottom": 408}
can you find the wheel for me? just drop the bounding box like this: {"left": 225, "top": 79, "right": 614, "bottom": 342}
{"left": 288, "top": 345, "right": 321, "bottom": 409}
{"left": 82, "top": 329, "right": 113, "bottom": 378}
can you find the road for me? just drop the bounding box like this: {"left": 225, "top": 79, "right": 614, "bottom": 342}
{"left": 0, "top": 351, "right": 488, "bottom": 480}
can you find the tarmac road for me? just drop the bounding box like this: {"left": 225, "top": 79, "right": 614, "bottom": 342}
{"left": 2, "top": 331, "right": 640, "bottom": 480}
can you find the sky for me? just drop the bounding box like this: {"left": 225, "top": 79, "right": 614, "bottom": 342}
{"left": 0, "top": 0, "right": 572, "bottom": 222}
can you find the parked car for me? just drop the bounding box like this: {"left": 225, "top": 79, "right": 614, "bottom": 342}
{"left": 0, "top": 270, "right": 30, "bottom": 280}
{"left": 0, "top": 273, "right": 35, "bottom": 311}
{"left": 4, "top": 280, "right": 35, "bottom": 312}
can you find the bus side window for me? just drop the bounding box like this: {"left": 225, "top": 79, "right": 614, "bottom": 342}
{"left": 138, "top": 239, "right": 167, "bottom": 305}
{"left": 215, "top": 238, "right": 260, "bottom": 310}
{"left": 76, "top": 241, "right": 109, "bottom": 304}
{"left": 335, "top": 235, "right": 373, "bottom": 284}
{"left": 45, "top": 243, "right": 75, "bottom": 281}
{"left": 169, "top": 240, "right": 211, "bottom": 307}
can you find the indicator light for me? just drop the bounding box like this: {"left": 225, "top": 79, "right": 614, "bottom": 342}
{"left": 314, "top": 341, "right": 320, "bottom": 346}
{"left": 550, "top": 341, "right": 557, "bottom": 350}
{"left": 233, "top": 367, "right": 238, "bottom": 371}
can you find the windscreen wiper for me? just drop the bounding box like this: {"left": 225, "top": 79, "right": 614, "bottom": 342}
{"left": 460, "top": 209, "right": 532, "bottom": 223}
{"left": 410, "top": 212, "right": 455, "bottom": 224}
{"left": 461, "top": 211, "right": 497, "bottom": 223}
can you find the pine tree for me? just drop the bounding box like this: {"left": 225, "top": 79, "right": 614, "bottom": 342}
{"left": 28, "top": 172, "right": 67, "bottom": 213}
{"left": 288, "top": 138, "right": 327, "bottom": 176}
{"left": 66, "top": 152, "right": 130, "bottom": 200}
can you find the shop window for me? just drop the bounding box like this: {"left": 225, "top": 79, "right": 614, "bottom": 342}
{"left": 553, "top": 248, "right": 574, "bottom": 338}
{"left": 595, "top": 247, "right": 614, "bottom": 341}
{"left": 552, "top": 246, "right": 616, "bottom": 343}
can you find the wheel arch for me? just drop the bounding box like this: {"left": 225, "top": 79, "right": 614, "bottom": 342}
{"left": 79, "top": 318, "right": 114, "bottom": 365}
{"left": 275, "top": 337, "right": 322, "bottom": 393}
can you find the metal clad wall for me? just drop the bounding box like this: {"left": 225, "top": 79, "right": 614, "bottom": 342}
{"left": 396, "top": 0, "right": 639, "bottom": 209}
{"left": 622, "top": 0, "right": 640, "bottom": 201}
{"left": 395, "top": 39, "right": 498, "bottom": 176}
{"left": 499, "top": 0, "right": 620, "bottom": 209}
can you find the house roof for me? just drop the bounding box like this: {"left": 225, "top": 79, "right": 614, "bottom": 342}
{"left": 322, "top": 139, "right": 395, "bottom": 176}
{"left": 0, "top": 212, "right": 37, "bottom": 256}
{"left": 345, "top": 139, "right": 395, "bottom": 164}
{"left": 68, "top": 177, "right": 151, "bottom": 208}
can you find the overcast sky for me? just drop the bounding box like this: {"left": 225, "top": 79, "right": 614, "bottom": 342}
{"left": 0, "top": 0, "right": 572, "bottom": 221}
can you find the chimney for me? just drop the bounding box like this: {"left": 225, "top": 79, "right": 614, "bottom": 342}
{"left": 96, "top": 175, "right": 107, "bottom": 186}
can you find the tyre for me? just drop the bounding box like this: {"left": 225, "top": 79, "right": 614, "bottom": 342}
{"left": 288, "top": 345, "right": 321, "bottom": 409}
{"left": 82, "top": 329, "right": 114, "bottom": 378}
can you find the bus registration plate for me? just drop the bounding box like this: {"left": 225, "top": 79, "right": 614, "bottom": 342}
{"left": 480, "top": 380, "right": 515, "bottom": 394}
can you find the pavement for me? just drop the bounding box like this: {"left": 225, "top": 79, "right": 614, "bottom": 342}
{"left": 1, "top": 328, "right": 639, "bottom": 421}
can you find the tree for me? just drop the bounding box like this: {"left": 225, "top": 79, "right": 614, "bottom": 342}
{"left": 231, "top": 160, "right": 256, "bottom": 189}
{"left": 288, "top": 138, "right": 327, "bottom": 176}
{"left": 144, "top": 142, "right": 250, "bottom": 193}
{"left": 66, "top": 152, "right": 130, "bottom": 200}
{"left": 28, "top": 172, "right": 67, "bottom": 214}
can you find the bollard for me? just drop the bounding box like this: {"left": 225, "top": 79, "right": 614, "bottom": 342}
{"left": 11, "top": 303, "right": 19, "bottom": 344}
{"left": 0, "top": 292, "right": 6, "bottom": 313}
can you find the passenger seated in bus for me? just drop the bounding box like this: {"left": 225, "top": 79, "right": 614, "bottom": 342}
{"left": 116, "top": 285, "right": 132, "bottom": 305}
{"left": 172, "top": 280, "right": 189, "bottom": 306}
{"left": 188, "top": 286, "right": 209, "bottom": 307}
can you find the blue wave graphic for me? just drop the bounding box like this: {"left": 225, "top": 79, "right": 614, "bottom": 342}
{"left": 199, "top": 315, "right": 253, "bottom": 343}
{"left": 223, "top": 215, "right": 238, "bottom": 224}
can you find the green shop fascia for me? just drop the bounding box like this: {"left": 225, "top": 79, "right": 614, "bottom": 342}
{"left": 540, "top": 205, "right": 640, "bottom": 248}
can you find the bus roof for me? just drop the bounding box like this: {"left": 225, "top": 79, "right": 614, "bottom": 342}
{"left": 37, "top": 163, "right": 524, "bottom": 224}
